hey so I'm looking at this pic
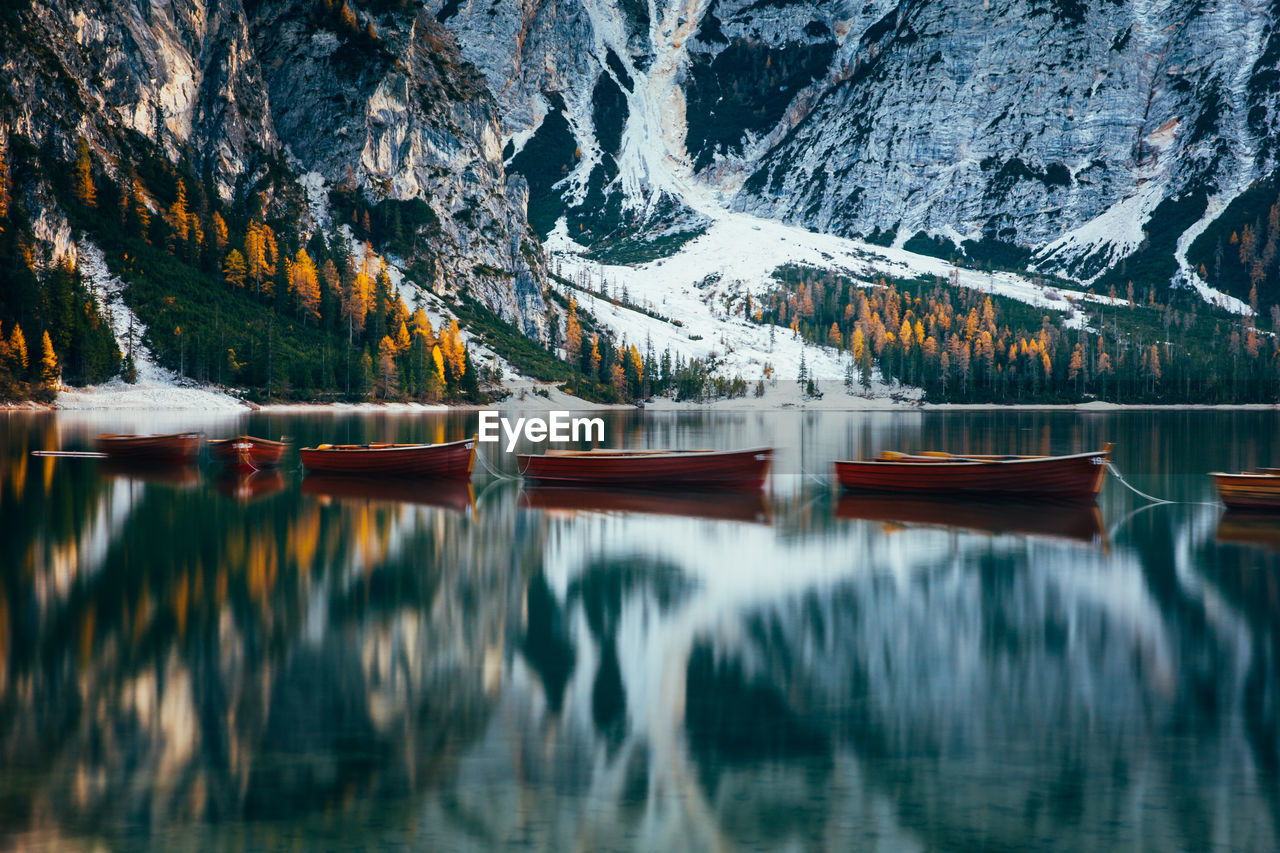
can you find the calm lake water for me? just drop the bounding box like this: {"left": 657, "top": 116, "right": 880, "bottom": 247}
{"left": 2, "top": 408, "right": 1279, "bottom": 851}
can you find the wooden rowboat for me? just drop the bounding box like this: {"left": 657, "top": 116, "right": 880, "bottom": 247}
{"left": 833, "top": 446, "right": 1111, "bottom": 502}
{"left": 299, "top": 437, "right": 476, "bottom": 480}
{"left": 96, "top": 432, "right": 202, "bottom": 464}
{"left": 1211, "top": 471, "right": 1280, "bottom": 510}
{"left": 208, "top": 435, "right": 289, "bottom": 472}
{"left": 519, "top": 486, "right": 770, "bottom": 524}
{"left": 517, "top": 447, "right": 773, "bottom": 490}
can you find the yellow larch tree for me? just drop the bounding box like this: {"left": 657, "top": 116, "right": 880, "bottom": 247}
{"left": 131, "top": 177, "right": 151, "bottom": 236}
{"left": 440, "top": 319, "right": 466, "bottom": 377}
{"left": 343, "top": 263, "right": 371, "bottom": 342}
{"left": 411, "top": 308, "right": 433, "bottom": 344}
{"left": 73, "top": 138, "right": 96, "bottom": 208}
{"left": 40, "top": 331, "right": 58, "bottom": 386}
{"left": 8, "top": 323, "right": 28, "bottom": 370}
{"left": 587, "top": 333, "right": 601, "bottom": 374}
{"left": 565, "top": 300, "right": 583, "bottom": 362}
{"left": 244, "top": 222, "right": 278, "bottom": 296}
{"left": 212, "top": 211, "right": 229, "bottom": 254}
{"left": 431, "top": 345, "right": 446, "bottom": 384}
{"left": 166, "top": 179, "right": 190, "bottom": 246}
{"left": 288, "top": 248, "right": 321, "bottom": 324}
{"left": 223, "top": 249, "right": 248, "bottom": 289}
{"left": 376, "top": 335, "right": 398, "bottom": 397}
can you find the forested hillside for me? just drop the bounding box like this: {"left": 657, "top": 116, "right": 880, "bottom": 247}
{"left": 764, "top": 266, "right": 1280, "bottom": 404}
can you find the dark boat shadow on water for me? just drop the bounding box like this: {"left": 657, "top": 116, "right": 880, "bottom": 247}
{"left": 519, "top": 486, "right": 771, "bottom": 525}
{"left": 301, "top": 474, "right": 476, "bottom": 514}
{"left": 1217, "top": 509, "right": 1280, "bottom": 551}
{"left": 212, "top": 469, "right": 287, "bottom": 503}
{"left": 834, "top": 494, "right": 1106, "bottom": 546}
{"left": 97, "top": 458, "right": 202, "bottom": 489}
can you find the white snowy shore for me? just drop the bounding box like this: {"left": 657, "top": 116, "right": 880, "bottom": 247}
{"left": 57, "top": 240, "right": 248, "bottom": 412}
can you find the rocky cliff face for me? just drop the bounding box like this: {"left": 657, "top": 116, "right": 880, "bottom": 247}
{"left": 1, "top": 0, "right": 547, "bottom": 337}
{"left": 430, "top": 0, "right": 1280, "bottom": 289}
{"left": 1, "top": 0, "right": 278, "bottom": 200}
{"left": 248, "top": 1, "right": 547, "bottom": 331}
{"left": 733, "top": 0, "right": 1279, "bottom": 281}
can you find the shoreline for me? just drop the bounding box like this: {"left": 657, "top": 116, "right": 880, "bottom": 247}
{"left": 11, "top": 376, "right": 1279, "bottom": 415}
{"left": 9, "top": 398, "right": 1279, "bottom": 415}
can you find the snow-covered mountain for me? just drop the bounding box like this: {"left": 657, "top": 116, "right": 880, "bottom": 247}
{"left": 431, "top": 0, "right": 1280, "bottom": 291}
{"left": 6, "top": 0, "right": 1280, "bottom": 400}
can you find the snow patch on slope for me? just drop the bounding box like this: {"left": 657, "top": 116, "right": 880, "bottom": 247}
{"left": 298, "top": 169, "right": 332, "bottom": 234}
{"left": 58, "top": 240, "right": 246, "bottom": 411}
{"left": 1167, "top": 3, "right": 1266, "bottom": 320}
{"left": 550, "top": 208, "right": 1105, "bottom": 386}
{"left": 1033, "top": 180, "right": 1167, "bottom": 284}
{"left": 1173, "top": 192, "right": 1253, "bottom": 316}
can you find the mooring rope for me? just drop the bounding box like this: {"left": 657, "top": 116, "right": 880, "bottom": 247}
{"left": 798, "top": 465, "right": 830, "bottom": 489}
{"left": 473, "top": 447, "right": 520, "bottom": 481}
{"left": 1105, "top": 461, "right": 1172, "bottom": 505}
{"left": 1104, "top": 461, "right": 1223, "bottom": 513}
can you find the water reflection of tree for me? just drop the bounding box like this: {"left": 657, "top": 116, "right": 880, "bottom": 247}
{"left": 0, "top": 467, "right": 523, "bottom": 842}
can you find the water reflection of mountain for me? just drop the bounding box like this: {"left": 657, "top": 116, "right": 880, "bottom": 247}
{"left": 4, "top": 410, "right": 1280, "bottom": 848}
{"left": 484, "top": 504, "right": 1280, "bottom": 850}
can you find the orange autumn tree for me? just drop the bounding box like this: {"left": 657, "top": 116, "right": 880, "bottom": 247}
{"left": 73, "top": 138, "right": 95, "bottom": 208}
{"left": 243, "top": 222, "right": 278, "bottom": 296}
{"left": 223, "top": 249, "right": 247, "bottom": 290}
{"left": 287, "top": 248, "right": 321, "bottom": 324}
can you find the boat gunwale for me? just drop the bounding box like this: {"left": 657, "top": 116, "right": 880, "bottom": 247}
{"left": 518, "top": 446, "right": 773, "bottom": 463}
{"left": 1210, "top": 471, "right": 1280, "bottom": 480}
{"left": 836, "top": 449, "right": 1110, "bottom": 469}
{"left": 209, "top": 435, "right": 290, "bottom": 449}
{"left": 299, "top": 437, "right": 476, "bottom": 454}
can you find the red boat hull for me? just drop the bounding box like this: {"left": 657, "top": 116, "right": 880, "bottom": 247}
{"left": 208, "top": 436, "right": 288, "bottom": 471}
{"left": 96, "top": 433, "right": 202, "bottom": 464}
{"left": 299, "top": 438, "right": 476, "bottom": 480}
{"left": 517, "top": 448, "right": 773, "bottom": 490}
{"left": 834, "top": 449, "right": 1110, "bottom": 501}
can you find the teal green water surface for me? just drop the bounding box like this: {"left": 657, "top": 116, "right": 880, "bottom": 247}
{"left": 1, "top": 409, "right": 1277, "bottom": 851}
